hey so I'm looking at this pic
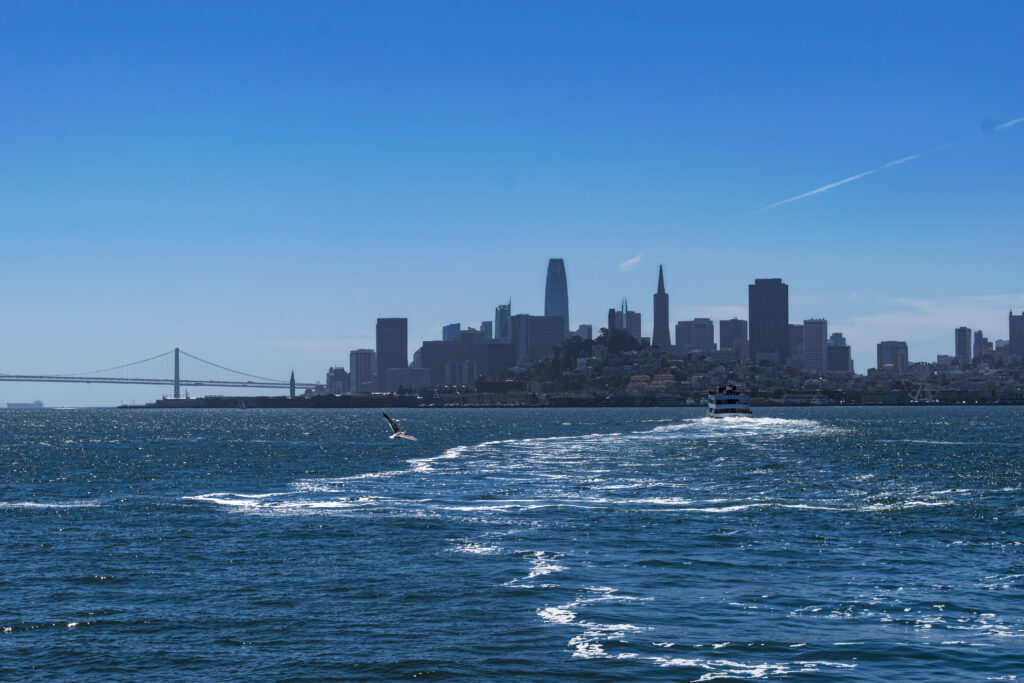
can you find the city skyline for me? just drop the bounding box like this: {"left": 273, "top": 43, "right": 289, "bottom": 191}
{"left": 1, "top": 2, "right": 1022, "bottom": 405}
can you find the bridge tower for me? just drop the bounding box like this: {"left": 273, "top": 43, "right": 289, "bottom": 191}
{"left": 174, "top": 348, "right": 180, "bottom": 399}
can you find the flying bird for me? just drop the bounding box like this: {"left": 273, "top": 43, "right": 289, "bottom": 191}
{"left": 382, "top": 412, "right": 417, "bottom": 441}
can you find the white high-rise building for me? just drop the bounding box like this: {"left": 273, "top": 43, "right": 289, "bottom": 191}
{"left": 803, "top": 318, "right": 828, "bottom": 374}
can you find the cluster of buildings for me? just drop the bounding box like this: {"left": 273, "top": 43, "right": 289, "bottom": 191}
{"left": 317, "top": 259, "right": 1024, "bottom": 401}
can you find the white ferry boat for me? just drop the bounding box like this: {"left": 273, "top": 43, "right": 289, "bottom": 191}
{"left": 706, "top": 386, "right": 751, "bottom": 417}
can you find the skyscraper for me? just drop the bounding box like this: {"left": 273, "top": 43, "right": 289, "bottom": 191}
{"left": 1009, "top": 311, "right": 1024, "bottom": 355}
{"left": 495, "top": 301, "right": 511, "bottom": 341}
{"left": 544, "top": 258, "right": 570, "bottom": 333}
{"left": 652, "top": 265, "right": 671, "bottom": 350}
{"left": 614, "top": 299, "right": 641, "bottom": 341}
{"left": 375, "top": 318, "right": 408, "bottom": 391}
{"left": 442, "top": 323, "right": 461, "bottom": 342}
{"left": 480, "top": 321, "right": 494, "bottom": 340}
{"left": 692, "top": 318, "right": 715, "bottom": 353}
{"left": 511, "top": 314, "right": 566, "bottom": 364}
{"left": 955, "top": 326, "right": 972, "bottom": 367}
{"left": 973, "top": 330, "right": 992, "bottom": 360}
{"left": 349, "top": 349, "right": 376, "bottom": 393}
{"left": 748, "top": 278, "right": 789, "bottom": 364}
{"left": 877, "top": 340, "right": 909, "bottom": 370}
{"left": 803, "top": 318, "right": 828, "bottom": 374}
{"left": 719, "top": 318, "right": 748, "bottom": 352}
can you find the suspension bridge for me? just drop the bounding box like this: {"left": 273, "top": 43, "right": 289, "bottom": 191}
{"left": 0, "top": 348, "right": 316, "bottom": 398}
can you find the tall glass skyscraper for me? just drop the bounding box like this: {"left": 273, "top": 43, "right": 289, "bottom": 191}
{"left": 495, "top": 301, "right": 511, "bottom": 341}
{"left": 652, "top": 265, "right": 671, "bottom": 351}
{"left": 544, "top": 258, "right": 570, "bottom": 333}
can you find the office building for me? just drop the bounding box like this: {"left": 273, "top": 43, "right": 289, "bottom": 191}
{"left": 803, "top": 318, "right": 828, "bottom": 374}
{"left": 573, "top": 324, "right": 593, "bottom": 340}
{"left": 748, "top": 278, "right": 789, "bottom": 364}
{"left": 788, "top": 323, "right": 804, "bottom": 368}
{"left": 442, "top": 323, "right": 461, "bottom": 342}
{"left": 827, "top": 343, "right": 852, "bottom": 373}
{"left": 719, "top": 318, "right": 747, "bottom": 352}
{"left": 829, "top": 332, "right": 847, "bottom": 347}
{"left": 326, "top": 366, "right": 350, "bottom": 395}
{"left": 349, "top": 349, "right": 376, "bottom": 393}
{"left": 511, "top": 314, "right": 566, "bottom": 364}
{"left": 495, "top": 301, "right": 511, "bottom": 341}
{"left": 955, "top": 326, "right": 972, "bottom": 367}
{"left": 652, "top": 265, "right": 671, "bottom": 350}
{"left": 675, "top": 318, "right": 714, "bottom": 354}
{"left": 384, "top": 367, "right": 432, "bottom": 393}
{"left": 877, "top": 340, "right": 909, "bottom": 371}
{"left": 376, "top": 318, "right": 408, "bottom": 391}
{"left": 607, "top": 308, "right": 617, "bottom": 332}
{"left": 480, "top": 321, "right": 493, "bottom": 339}
{"left": 544, "top": 258, "right": 570, "bottom": 333}
{"left": 1010, "top": 311, "right": 1024, "bottom": 355}
{"left": 973, "top": 330, "right": 992, "bottom": 360}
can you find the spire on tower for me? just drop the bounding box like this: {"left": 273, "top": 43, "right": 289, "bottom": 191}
{"left": 657, "top": 264, "right": 665, "bottom": 293}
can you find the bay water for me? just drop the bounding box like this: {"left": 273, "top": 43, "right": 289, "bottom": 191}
{"left": 2, "top": 407, "right": 1022, "bottom": 680}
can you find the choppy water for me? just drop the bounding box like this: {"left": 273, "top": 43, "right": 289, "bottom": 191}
{"left": 2, "top": 407, "right": 1023, "bottom": 680}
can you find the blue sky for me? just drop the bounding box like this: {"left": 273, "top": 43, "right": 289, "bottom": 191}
{"left": 1, "top": 1, "right": 1022, "bottom": 405}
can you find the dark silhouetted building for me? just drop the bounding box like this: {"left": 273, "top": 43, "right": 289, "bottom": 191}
{"left": 614, "top": 300, "right": 641, "bottom": 342}
{"left": 1011, "top": 311, "right": 1024, "bottom": 356}
{"left": 803, "top": 318, "right": 828, "bottom": 374}
{"left": 788, "top": 323, "right": 804, "bottom": 369}
{"left": 955, "top": 326, "right": 972, "bottom": 367}
{"left": 544, "top": 258, "right": 570, "bottom": 333}
{"left": 973, "top": 330, "right": 992, "bottom": 360}
{"left": 480, "top": 321, "right": 493, "bottom": 339}
{"left": 652, "top": 265, "right": 671, "bottom": 350}
{"left": 573, "top": 324, "right": 593, "bottom": 340}
{"left": 827, "top": 344, "right": 852, "bottom": 373}
{"left": 376, "top": 318, "right": 408, "bottom": 390}
{"left": 675, "top": 318, "right": 715, "bottom": 354}
{"left": 495, "top": 301, "right": 511, "bottom": 341}
{"left": 877, "top": 340, "right": 908, "bottom": 371}
{"left": 719, "top": 318, "right": 747, "bottom": 353}
{"left": 749, "top": 278, "right": 789, "bottom": 364}
{"left": 326, "top": 367, "right": 350, "bottom": 394}
{"left": 442, "top": 323, "right": 461, "bottom": 342}
{"left": 349, "top": 349, "right": 376, "bottom": 393}
{"left": 511, "top": 314, "right": 565, "bottom": 364}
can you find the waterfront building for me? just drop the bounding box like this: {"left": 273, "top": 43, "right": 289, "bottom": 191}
{"left": 480, "top": 321, "right": 493, "bottom": 339}
{"left": 349, "top": 349, "right": 376, "bottom": 393}
{"left": 511, "top": 314, "right": 566, "bottom": 364}
{"left": 495, "top": 301, "right": 512, "bottom": 341}
{"left": 748, "top": 278, "right": 789, "bottom": 364}
{"left": 384, "top": 367, "right": 431, "bottom": 393}
{"left": 326, "top": 366, "right": 350, "bottom": 395}
{"left": 376, "top": 318, "right": 408, "bottom": 391}
{"left": 1010, "top": 311, "right": 1024, "bottom": 355}
{"left": 442, "top": 323, "right": 461, "bottom": 342}
{"left": 877, "top": 340, "right": 909, "bottom": 371}
{"left": 803, "top": 318, "right": 828, "bottom": 374}
{"left": 652, "top": 265, "right": 671, "bottom": 350}
{"left": 719, "top": 318, "right": 748, "bottom": 352}
{"left": 955, "top": 326, "right": 972, "bottom": 367}
{"left": 544, "top": 258, "right": 570, "bottom": 334}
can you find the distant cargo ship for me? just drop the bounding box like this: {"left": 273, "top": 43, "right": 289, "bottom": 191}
{"left": 6, "top": 400, "right": 44, "bottom": 409}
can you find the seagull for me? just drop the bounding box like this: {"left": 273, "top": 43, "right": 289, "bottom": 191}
{"left": 383, "top": 412, "right": 417, "bottom": 441}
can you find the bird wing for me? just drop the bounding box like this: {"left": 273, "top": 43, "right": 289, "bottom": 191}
{"left": 395, "top": 433, "right": 418, "bottom": 441}
{"left": 382, "top": 412, "right": 401, "bottom": 434}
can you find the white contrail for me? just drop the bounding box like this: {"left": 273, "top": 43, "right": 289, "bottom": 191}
{"left": 619, "top": 253, "right": 642, "bottom": 271}
{"left": 755, "top": 116, "right": 1021, "bottom": 213}
{"left": 995, "top": 116, "right": 1024, "bottom": 130}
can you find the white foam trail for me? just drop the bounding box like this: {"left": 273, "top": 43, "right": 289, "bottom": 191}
{"left": 0, "top": 500, "right": 101, "bottom": 509}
